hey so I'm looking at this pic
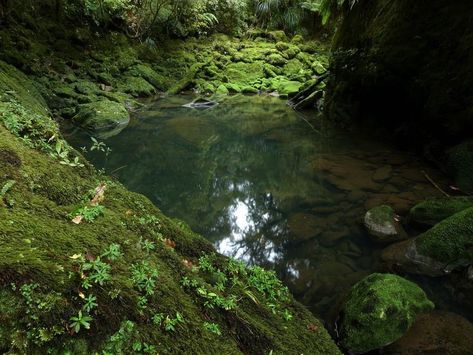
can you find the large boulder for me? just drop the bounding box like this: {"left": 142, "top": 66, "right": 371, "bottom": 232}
{"left": 383, "top": 207, "right": 473, "bottom": 276}
{"left": 72, "top": 100, "right": 130, "bottom": 131}
{"left": 409, "top": 197, "right": 473, "bottom": 227}
{"left": 339, "top": 273, "right": 434, "bottom": 354}
{"left": 364, "top": 205, "right": 406, "bottom": 243}
{"left": 416, "top": 207, "right": 473, "bottom": 265}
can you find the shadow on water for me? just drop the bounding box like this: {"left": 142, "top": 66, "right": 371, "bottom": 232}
{"left": 65, "top": 94, "right": 461, "bottom": 322}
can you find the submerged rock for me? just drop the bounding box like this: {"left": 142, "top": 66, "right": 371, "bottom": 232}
{"left": 287, "top": 212, "right": 321, "bottom": 242}
{"left": 72, "top": 100, "right": 130, "bottom": 131}
{"left": 364, "top": 205, "right": 406, "bottom": 243}
{"left": 409, "top": 196, "right": 473, "bottom": 226}
{"left": 382, "top": 311, "right": 473, "bottom": 354}
{"left": 338, "top": 273, "right": 434, "bottom": 354}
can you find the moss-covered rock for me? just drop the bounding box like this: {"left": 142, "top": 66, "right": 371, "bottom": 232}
{"left": 126, "top": 64, "right": 168, "bottom": 91}
{"left": 410, "top": 197, "right": 473, "bottom": 226}
{"left": 72, "top": 100, "right": 130, "bottom": 131}
{"left": 416, "top": 207, "right": 473, "bottom": 264}
{"left": 74, "top": 80, "right": 100, "bottom": 95}
{"left": 339, "top": 273, "right": 434, "bottom": 354}
{"left": 118, "top": 76, "right": 156, "bottom": 97}
{"left": 364, "top": 205, "right": 406, "bottom": 243}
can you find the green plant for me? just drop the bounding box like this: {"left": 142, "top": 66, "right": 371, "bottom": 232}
{"left": 83, "top": 294, "right": 98, "bottom": 313}
{"left": 130, "top": 261, "right": 159, "bottom": 296}
{"left": 69, "top": 310, "right": 93, "bottom": 333}
{"left": 101, "top": 243, "right": 123, "bottom": 261}
{"left": 90, "top": 137, "right": 112, "bottom": 156}
{"left": 163, "top": 312, "right": 184, "bottom": 332}
{"left": 71, "top": 205, "right": 105, "bottom": 222}
{"left": 203, "top": 322, "right": 221, "bottom": 335}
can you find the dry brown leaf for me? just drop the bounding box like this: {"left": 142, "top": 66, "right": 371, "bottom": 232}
{"left": 72, "top": 215, "right": 83, "bottom": 224}
{"left": 164, "top": 238, "right": 176, "bottom": 249}
{"left": 182, "top": 259, "right": 193, "bottom": 269}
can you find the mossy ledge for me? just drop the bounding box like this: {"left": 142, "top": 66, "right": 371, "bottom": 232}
{"left": 0, "top": 41, "right": 340, "bottom": 355}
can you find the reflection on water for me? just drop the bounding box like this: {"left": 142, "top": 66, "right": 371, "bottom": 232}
{"left": 66, "top": 94, "right": 449, "bottom": 321}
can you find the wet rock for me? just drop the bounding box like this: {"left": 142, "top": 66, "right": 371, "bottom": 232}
{"left": 338, "top": 273, "right": 434, "bottom": 354}
{"left": 382, "top": 311, "right": 473, "bottom": 355}
{"left": 409, "top": 197, "right": 473, "bottom": 227}
{"left": 182, "top": 98, "right": 219, "bottom": 109}
{"left": 381, "top": 239, "right": 447, "bottom": 277}
{"left": 287, "top": 212, "right": 321, "bottom": 241}
{"left": 72, "top": 100, "right": 130, "bottom": 131}
{"left": 364, "top": 205, "right": 406, "bottom": 243}
{"left": 372, "top": 165, "right": 393, "bottom": 182}
{"left": 312, "top": 155, "right": 381, "bottom": 192}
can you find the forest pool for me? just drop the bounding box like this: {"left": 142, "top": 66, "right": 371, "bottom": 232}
{"left": 66, "top": 94, "right": 462, "bottom": 323}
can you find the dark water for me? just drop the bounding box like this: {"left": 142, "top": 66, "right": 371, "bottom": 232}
{"left": 66, "top": 95, "right": 457, "bottom": 322}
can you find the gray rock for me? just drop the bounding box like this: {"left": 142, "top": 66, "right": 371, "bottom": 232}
{"left": 364, "top": 205, "right": 406, "bottom": 243}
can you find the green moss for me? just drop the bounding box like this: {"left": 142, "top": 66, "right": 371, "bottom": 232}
{"left": 410, "top": 197, "right": 473, "bottom": 226}
{"left": 340, "top": 273, "right": 434, "bottom": 354}
{"left": 266, "top": 53, "right": 288, "bottom": 67}
{"left": 215, "top": 84, "right": 229, "bottom": 95}
{"left": 0, "top": 61, "right": 49, "bottom": 117}
{"left": 416, "top": 207, "right": 473, "bottom": 263}
{"left": 118, "top": 76, "right": 156, "bottom": 98}
{"left": 126, "top": 64, "right": 168, "bottom": 91}
{"left": 75, "top": 81, "right": 99, "bottom": 95}
{"left": 73, "top": 100, "right": 130, "bottom": 131}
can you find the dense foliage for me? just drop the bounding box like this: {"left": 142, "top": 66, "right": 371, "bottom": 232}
{"left": 1, "top": 0, "right": 356, "bottom": 38}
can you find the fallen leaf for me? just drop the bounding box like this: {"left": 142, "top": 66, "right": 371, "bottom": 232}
{"left": 164, "top": 238, "right": 176, "bottom": 249}
{"left": 182, "top": 259, "right": 193, "bottom": 269}
{"left": 79, "top": 292, "right": 85, "bottom": 299}
{"left": 450, "top": 185, "right": 461, "bottom": 191}
{"left": 70, "top": 254, "right": 82, "bottom": 260}
{"left": 72, "top": 215, "right": 83, "bottom": 224}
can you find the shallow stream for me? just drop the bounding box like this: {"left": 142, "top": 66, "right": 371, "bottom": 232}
{"left": 66, "top": 95, "right": 459, "bottom": 322}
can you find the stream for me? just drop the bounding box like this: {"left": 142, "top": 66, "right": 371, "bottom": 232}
{"left": 66, "top": 94, "right": 462, "bottom": 323}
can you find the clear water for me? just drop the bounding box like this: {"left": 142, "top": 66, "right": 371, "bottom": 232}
{"left": 66, "top": 94, "right": 457, "bottom": 322}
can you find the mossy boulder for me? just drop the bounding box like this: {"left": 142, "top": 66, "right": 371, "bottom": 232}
{"left": 416, "top": 207, "right": 473, "bottom": 264}
{"left": 72, "top": 100, "right": 130, "bottom": 131}
{"left": 409, "top": 197, "right": 473, "bottom": 226}
{"left": 74, "top": 81, "right": 99, "bottom": 95}
{"left": 447, "top": 140, "right": 473, "bottom": 193}
{"left": 118, "top": 76, "right": 156, "bottom": 97}
{"left": 215, "top": 84, "right": 229, "bottom": 95}
{"left": 339, "top": 273, "right": 434, "bottom": 354}
{"left": 364, "top": 205, "right": 406, "bottom": 243}
{"left": 266, "top": 53, "right": 287, "bottom": 67}
{"left": 126, "top": 64, "right": 168, "bottom": 91}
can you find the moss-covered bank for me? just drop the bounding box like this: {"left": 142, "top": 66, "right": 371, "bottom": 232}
{"left": 0, "top": 22, "right": 340, "bottom": 355}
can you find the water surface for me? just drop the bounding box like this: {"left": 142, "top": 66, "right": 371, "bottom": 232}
{"left": 67, "top": 95, "right": 452, "bottom": 321}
